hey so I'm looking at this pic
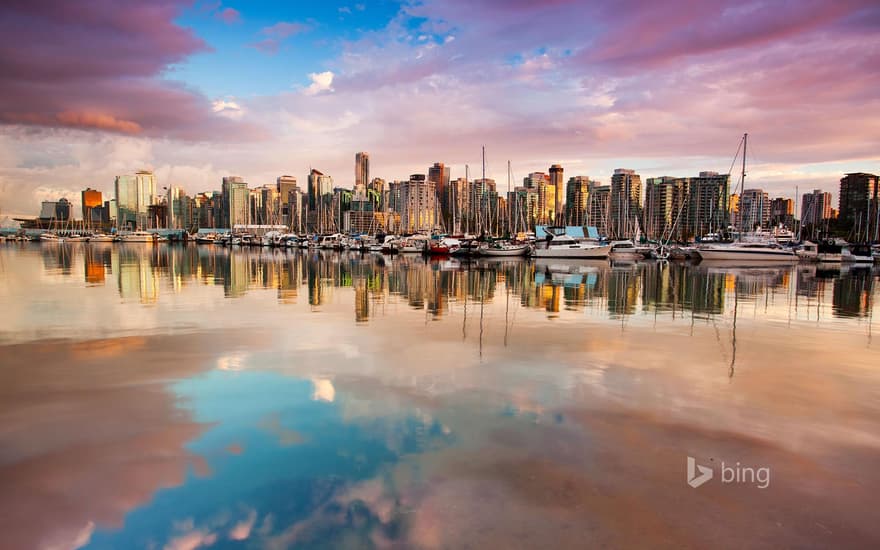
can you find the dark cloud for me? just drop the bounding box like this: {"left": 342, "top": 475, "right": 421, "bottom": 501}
{"left": 0, "top": 0, "right": 263, "bottom": 140}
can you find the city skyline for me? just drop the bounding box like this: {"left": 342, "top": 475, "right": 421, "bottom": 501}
{"left": 1, "top": 1, "right": 879, "bottom": 217}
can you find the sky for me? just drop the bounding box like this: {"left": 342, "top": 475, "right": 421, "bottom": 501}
{"left": 1, "top": 0, "right": 879, "bottom": 217}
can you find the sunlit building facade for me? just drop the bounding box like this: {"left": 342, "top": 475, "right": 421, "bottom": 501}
{"left": 115, "top": 170, "right": 157, "bottom": 230}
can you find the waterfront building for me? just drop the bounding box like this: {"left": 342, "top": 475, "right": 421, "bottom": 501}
{"left": 38, "top": 199, "right": 72, "bottom": 223}
{"left": 565, "top": 176, "right": 591, "bottom": 227}
{"left": 644, "top": 177, "right": 687, "bottom": 240}
{"left": 222, "top": 176, "right": 249, "bottom": 229}
{"left": 368, "top": 178, "right": 385, "bottom": 211}
{"left": 211, "top": 191, "right": 223, "bottom": 229}
{"left": 194, "top": 193, "right": 215, "bottom": 228}
{"left": 838, "top": 172, "right": 878, "bottom": 240}
{"left": 801, "top": 189, "right": 833, "bottom": 228}
{"left": 399, "top": 174, "right": 438, "bottom": 233}
{"left": 248, "top": 185, "right": 279, "bottom": 225}
{"left": 386, "top": 180, "right": 403, "bottom": 216}
{"left": 469, "top": 177, "right": 498, "bottom": 233}
{"left": 81, "top": 188, "right": 102, "bottom": 226}
{"left": 307, "top": 169, "right": 334, "bottom": 231}
{"left": 115, "top": 170, "right": 157, "bottom": 230}
{"left": 167, "top": 187, "right": 194, "bottom": 230}
{"left": 739, "top": 188, "right": 770, "bottom": 231}
{"left": 287, "top": 189, "right": 306, "bottom": 232}
{"left": 588, "top": 185, "right": 611, "bottom": 236}
{"left": 277, "top": 175, "right": 298, "bottom": 226}
{"left": 355, "top": 152, "right": 369, "bottom": 191}
{"left": 770, "top": 197, "right": 795, "bottom": 228}
{"left": 146, "top": 202, "right": 168, "bottom": 229}
{"left": 332, "top": 187, "right": 353, "bottom": 231}
{"left": 730, "top": 193, "right": 740, "bottom": 228}
{"left": 524, "top": 172, "right": 554, "bottom": 225}
{"left": 549, "top": 164, "right": 564, "bottom": 225}
{"left": 428, "top": 162, "right": 451, "bottom": 226}
{"left": 510, "top": 186, "right": 539, "bottom": 231}
{"left": 610, "top": 169, "right": 642, "bottom": 238}
{"left": 449, "top": 177, "right": 469, "bottom": 231}
{"left": 307, "top": 169, "right": 334, "bottom": 211}
{"left": 686, "top": 172, "right": 730, "bottom": 238}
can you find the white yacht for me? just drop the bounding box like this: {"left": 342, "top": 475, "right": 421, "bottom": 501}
{"left": 479, "top": 241, "right": 530, "bottom": 257}
{"left": 399, "top": 235, "right": 429, "bottom": 253}
{"left": 120, "top": 231, "right": 164, "bottom": 243}
{"left": 695, "top": 241, "right": 797, "bottom": 262}
{"left": 609, "top": 240, "right": 643, "bottom": 261}
{"left": 40, "top": 232, "right": 64, "bottom": 243}
{"left": 319, "top": 233, "right": 344, "bottom": 249}
{"left": 795, "top": 241, "right": 818, "bottom": 261}
{"left": 531, "top": 234, "right": 611, "bottom": 259}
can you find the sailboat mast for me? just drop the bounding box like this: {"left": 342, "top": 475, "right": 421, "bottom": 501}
{"left": 465, "top": 164, "right": 470, "bottom": 234}
{"left": 738, "top": 132, "right": 747, "bottom": 240}
{"left": 741, "top": 133, "right": 747, "bottom": 193}
{"left": 481, "top": 146, "right": 486, "bottom": 235}
{"left": 507, "top": 160, "right": 512, "bottom": 235}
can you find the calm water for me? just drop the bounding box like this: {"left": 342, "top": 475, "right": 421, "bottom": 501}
{"left": 1, "top": 243, "right": 879, "bottom": 549}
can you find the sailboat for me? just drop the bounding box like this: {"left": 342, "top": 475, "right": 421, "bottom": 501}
{"left": 695, "top": 134, "right": 797, "bottom": 263}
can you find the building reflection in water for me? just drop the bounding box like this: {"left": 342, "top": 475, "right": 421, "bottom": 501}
{"left": 23, "top": 244, "right": 879, "bottom": 322}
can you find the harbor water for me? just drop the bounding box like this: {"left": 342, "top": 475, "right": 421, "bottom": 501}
{"left": 1, "top": 243, "right": 878, "bottom": 549}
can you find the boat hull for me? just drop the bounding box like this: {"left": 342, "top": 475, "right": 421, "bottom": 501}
{"left": 481, "top": 245, "right": 530, "bottom": 257}
{"left": 695, "top": 248, "right": 797, "bottom": 262}
{"left": 532, "top": 244, "right": 611, "bottom": 259}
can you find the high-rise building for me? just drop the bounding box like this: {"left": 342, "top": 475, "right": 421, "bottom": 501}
{"left": 770, "top": 197, "right": 795, "bottom": 227}
{"left": 565, "top": 176, "right": 590, "bottom": 226}
{"left": 115, "top": 170, "right": 157, "bottom": 230}
{"left": 686, "top": 172, "right": 730, "bottom": 238}
{"left": 355, "top": 152, "right": 369, "bottom": 191}
{"left": 399, "top": 174, "right": 437, "bottom": 232}
{"left": 39, "top": 201, "right": 58, "bottom": 220}
{"left": 222, "top": 176, "right": 249, "bottom": 228}
{"left": 644, "top": 176, "right": 687, "bottom": 240}
{"left": 524, "top": 172, "right": 553, "bottom": 224}
{"left": 428, "top": 162, "right": 451, "bottom": 224}
{"left": 469, "top": 177, "right": 498, "bottom": 232}
{"left": 56, "top": 198, "right": 72, "bottom": 221}
{"left": 510, "top": 186, "right": 539, "bottom": 231}
{"left": 368, "top": 178, "right": 385, "bottom": 211}
{"left": 194, "top": 192, "right": 215, "bottom": 228}
{"left": 838, "top": 173, "right": 878, "bottom": 240}
{"left": 610, "top": 169, "right": 642, "bottom": 238}
{"left": 307, "top": 169, "right": 334, "bottom": 231}
{"left": 644, "top": 172, "right": 728, "bottom": 240}
{"left": 307, "top": 169, "right": 333, "bottom": 211}
{"left": 277, "top": 175, "right": 299, "bottom": 227}
{"left": 739, "top": 189, "right": 770, "bottom": 230}
{"left": 250, "top": 185, "right": 279, "bottom": 225}
{"left": 167, "top": 186, "right": 193, "bottom": 229}
{"left": 449, "top": 177, "right": 469, "bottom": 230}
{"left": 549, "top": 164, "right": 564, "bottom": 225}
{"left": 588, "top": 186, "right": 611, "bottom": 236}
{"left": 81, "top": 188, "right": 102, "bottom": 224}
{"left": 801, "top": 189, "right": 833, "bottom": 227}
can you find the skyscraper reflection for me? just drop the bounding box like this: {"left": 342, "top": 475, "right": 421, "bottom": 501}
{"left": 25, "top": 244, "right": 874, "bottom": 324}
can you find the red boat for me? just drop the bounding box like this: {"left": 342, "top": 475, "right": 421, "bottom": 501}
{"left": 426, "top": 237, "right": 460, "bottom": 256}
{"left": 427, "top": 240, "right": 451, "bottom": 255}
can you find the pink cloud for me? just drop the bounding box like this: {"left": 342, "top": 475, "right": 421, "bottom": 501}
{"left": 249, "top": 21, "right": 310, "bottom": 54}
{"left": 215, "top": 7, "right": 241, "bottom": 24}
{"left": 0, "top": 0, "right": 262, "bottom": 140}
